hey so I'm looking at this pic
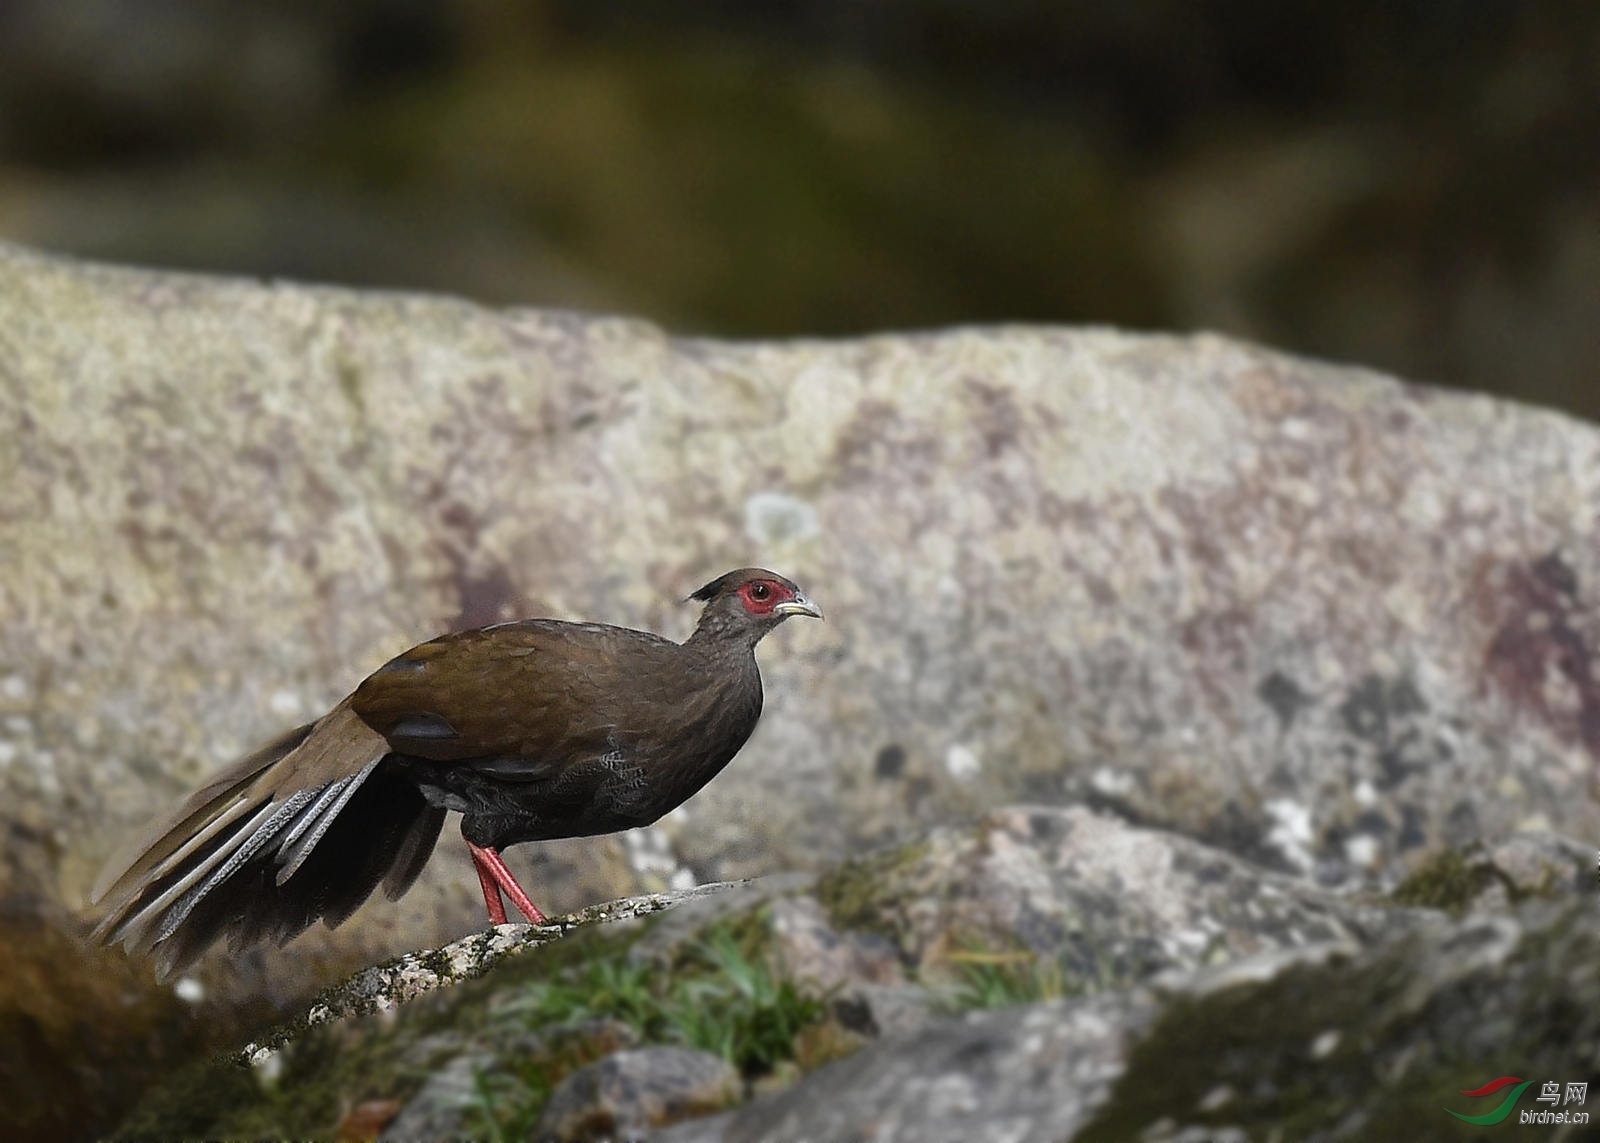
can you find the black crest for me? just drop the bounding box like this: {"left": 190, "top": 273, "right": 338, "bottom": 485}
{"left": 689, "top": 571, "right": 741, "bottom": 601}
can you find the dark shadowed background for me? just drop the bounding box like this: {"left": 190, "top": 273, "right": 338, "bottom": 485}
{"left": 0, "top": 0, "right": 1596, "bottom": 419}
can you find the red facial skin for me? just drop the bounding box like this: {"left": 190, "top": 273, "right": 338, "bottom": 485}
{"left": 737, "top": 579, "right": 795, "bottom": 616}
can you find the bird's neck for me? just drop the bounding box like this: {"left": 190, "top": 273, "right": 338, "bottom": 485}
{"left": 683, "top": 614, "right": 767, "bottom": 656}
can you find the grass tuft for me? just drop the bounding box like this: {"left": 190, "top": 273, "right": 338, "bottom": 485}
{"left": 462, "top": 920, "right": 825, "bottom": 1137}
{"left": 930, "top": 940, "right": 1078, "bottom": 1012}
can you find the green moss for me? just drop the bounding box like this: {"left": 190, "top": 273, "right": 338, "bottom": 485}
{"left": 417, "top": 946, "right": 456, "bottom": 981}
{"left": 814, "top": 840, "right": 930, "bottom": 939}
{"left": 1074, "top": 955, "right": 1395, "bottom": 1141}
{"left": 1388, "top": 848, "right": 1502, "bottom": 914}
{"left": 1075, "top": 902, "right": 1600, "bottom": 1141}
{"left": 334, "top": 349, "right": 366, "bottom": 417}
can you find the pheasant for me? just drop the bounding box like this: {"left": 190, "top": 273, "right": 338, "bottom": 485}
{"left": 92, "top": 568, "right": 821, "bottom": 975}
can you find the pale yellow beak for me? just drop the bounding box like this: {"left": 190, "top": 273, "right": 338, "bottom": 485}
{"left": 775, "top": 594, "right": 823, "bottom": 620}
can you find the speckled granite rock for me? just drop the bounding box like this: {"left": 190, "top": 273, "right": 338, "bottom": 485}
{"left": 8, "top": 243, "right": 1600, "bottom": 1136}
{"left": 814, "top": 804, "right": 1414, "bottom": 998}
{"left": 240, "top": 884, "right": 730, "bottom": 1063}
{"left": 656, "top": 901, "right": 1600, "bottom": 1143}
{"left": 112, "top": 806, "right": 1589, "bottom": 1141}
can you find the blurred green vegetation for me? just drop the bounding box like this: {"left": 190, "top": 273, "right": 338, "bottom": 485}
{"left": 313, "top": 39, "right": 1160, "bottom": 334}
{"left": 465, "top": 923, "right": 826, "bottom": 1138}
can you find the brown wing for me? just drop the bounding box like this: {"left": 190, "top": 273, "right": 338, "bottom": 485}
{"left": 350, "top": 620, "right": 677, "bottom": 770}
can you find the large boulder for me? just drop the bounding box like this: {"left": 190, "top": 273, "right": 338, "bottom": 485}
{"left": 4, "top": 241, "right": 1600, "bottom": 1136}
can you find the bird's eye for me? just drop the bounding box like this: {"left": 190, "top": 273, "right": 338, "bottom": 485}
{"left": 749, "top": 582, "right": 771, "bottom": 601}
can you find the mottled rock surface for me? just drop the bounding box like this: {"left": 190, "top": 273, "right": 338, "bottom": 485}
{"left": 654, "top": 995, "right": 1153, "bottom": 1143}
{"left": 814, "top": 804, "right": 1413, "bottom": 997}
{"left": 241, "top": 884, "right": 731, "bottom": 1063}
{"left": 663, "top": 902, "right": 1600, "bottom": 1143}
{"left": 7, "top": 243, "right": 1600, "bottom": 1136}
{"left": 111, "top": 805, "right": 1591, "bottom": 1141}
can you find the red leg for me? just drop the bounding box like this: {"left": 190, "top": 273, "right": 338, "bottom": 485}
{"left": 468, "top": 846, "right": 509, "bottom": 925}
{"left": 464, "top": 838, "right": 548, "bottom": 924}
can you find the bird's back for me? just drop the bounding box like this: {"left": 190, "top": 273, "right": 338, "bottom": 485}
{"left": 360, "top": 618, "right": 766, "bottom": 847}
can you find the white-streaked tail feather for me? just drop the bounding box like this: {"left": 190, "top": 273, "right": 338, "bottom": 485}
{"left": 149, "top": 789, "right": 322, "bottom": 946}
{"left": 94, "top": 725, "right": 389, "bottom": 958}
{"left": 274, "top": 776, "right": 355, "bottom": 854}
{"left": 97, "top": 787, "right": 264, "bottom": 910}
{"left": 157, "top": 789, "right": 330, "bottom": 939}
{"left": 93, "top": 798, "right": 282, "bottom": 948}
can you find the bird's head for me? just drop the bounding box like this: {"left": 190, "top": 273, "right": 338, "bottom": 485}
{"left": 687, "top": 567, "right": 822, "bottom": 644}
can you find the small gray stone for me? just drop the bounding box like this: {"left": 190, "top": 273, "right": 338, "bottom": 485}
{"left": 717, "top": 994, "right": 1152, "bottom": 1143}
{"left": 380, "top": 1053, "right": 492, "bottom": 1142}
{"left": 535, "top": 1047, "right": 741, "bottom": 1142}
{"left": 1485, "top": 831, "right": 1590, "bottom": 899}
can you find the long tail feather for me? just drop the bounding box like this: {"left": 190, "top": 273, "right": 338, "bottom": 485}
{"left": 91, "top": 722, "right": 316, "bottom": 906}
{"left": 150, "top": 764, "right": 441, "bottom": 976}
{"left": 149, "top": 790, "right": 323, "bottom": 947}
{"left": 94, "top": 798, "right": 282, "bottom": 949}
{"left": 93, "top": 702, "right": 445, "bottom": 976}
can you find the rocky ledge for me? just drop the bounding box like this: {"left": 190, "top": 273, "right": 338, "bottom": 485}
{"left": 113, "top": 804, "right": 1592, "bottom": 1142}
